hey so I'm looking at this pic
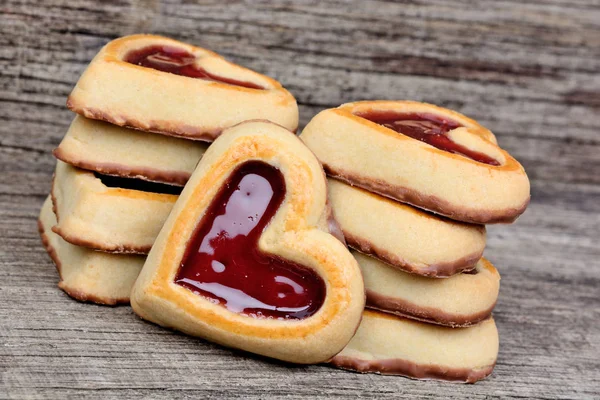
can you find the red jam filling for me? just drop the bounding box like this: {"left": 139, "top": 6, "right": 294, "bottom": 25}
{"left": 124, "top": 45, "right": 265, "bottom": 89}
{"left": 356, "top": 111, "right": 500, "bottom": 166}
{"left": 175, "top": 161, "right": 326, "bottom": 320}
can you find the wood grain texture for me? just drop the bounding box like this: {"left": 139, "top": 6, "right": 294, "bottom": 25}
{"left": 1, "top": 0, "right": 599, "bottom": 398}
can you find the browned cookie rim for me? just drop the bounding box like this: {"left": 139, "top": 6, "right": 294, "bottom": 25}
{"left": 66, "top": 98, "right": 225, "bottom": 142}
{"left": 54, "top": 147, "right": 192, "bottom": 187}
{"left": 365, "top": 289, "right": 496, "bottom": 328}
{"left": 330, "top": 355, "right": 495, "bottom": 383}
{"left": 346, "top": 237, "right": 482, "bottom": 278}
{"left": 325, "top": 165, "right": 530, "bottom": 224}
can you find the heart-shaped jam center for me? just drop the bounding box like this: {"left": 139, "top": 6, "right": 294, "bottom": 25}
{"left": 356, "top": 111, "right": 500, "bottom": 165}
{"left": 124, "top": 45, "right": 265, "bottom": 90}
{"left": 175, "top": 161, "right": 326, "bottom": 320}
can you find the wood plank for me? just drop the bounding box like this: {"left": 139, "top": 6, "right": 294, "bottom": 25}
{"left": 1, "top": 0, "right": 599, "bottom": 398}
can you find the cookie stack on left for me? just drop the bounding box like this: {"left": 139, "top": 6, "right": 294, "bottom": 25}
{"left": 39, "top": 34, "right": 298, "bottom": 305}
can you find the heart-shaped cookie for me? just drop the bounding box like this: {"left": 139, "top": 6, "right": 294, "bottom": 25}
{"left": 54, "top": 116, "right": 208, "bottom": 186}
{"left": 328, "top": 178, "right": 486, "bottom": 277}
{"left": 131, "top": 120, "right": 365, "bottom": 363}
{"left": 331, "top": 310, "right": 498, "bottom": 383}
{"left": 300, "top": 100, "right": 530, "bottom": 224}
{"left": 51, "top": 161, "right": 179, "bottom": 254}
{"left": 39, "top": 197, "right": 144, "bottom": 305}
{"left": 354, "top": 251, "right": 500, "bottom": 327}
{"left": 67, "top": 34, "right": 298, "bottom": 141}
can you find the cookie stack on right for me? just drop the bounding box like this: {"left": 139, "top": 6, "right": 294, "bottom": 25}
{"left": 300, "top": 100, "right": 530, "bottom": 383}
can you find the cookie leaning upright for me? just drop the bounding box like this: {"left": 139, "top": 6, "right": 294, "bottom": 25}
{"left": 300, "top": 100, "right": 530, "bottom": 224}
{"left": 131, "top": 120, "right": 365, "bottom": 364}
{"left": 67, "top": 34, "right": 299, "bottom": 141}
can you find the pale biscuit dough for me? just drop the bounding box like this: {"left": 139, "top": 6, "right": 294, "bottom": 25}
{"left": 38, "top": 196, "right": 143, "bottom": 305}
{"left": 68, "top": 34, "right": 298, "bottom": 140}
{"left": 329, "top": 179, "right": 486, "bottom": 277}
{"left": 300, "top": 100, "right": 530, "bottom": 224}
{"left": 330, "top": 310, "right": 498, "bottom": 383}
{"left": 51, "top": 160, "right": 340, "bottom": 256}
{"left": 355, "top": 251, "right": 500, "bottom": 327}
{"left": 131, "top": 120, "right": 365, "bottom": 364}
{"left": 54, "top": 116, "right": 208, "bottom": 186}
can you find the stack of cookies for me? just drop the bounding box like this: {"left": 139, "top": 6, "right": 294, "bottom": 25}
{"left": 39, "top": 34, "right": 298, "bottom": 304}
{"left": 39, "top": 35, "right": 530, "bottom": 384}
{"left": 300, "top": 100, "right": 530, "bottom": 382}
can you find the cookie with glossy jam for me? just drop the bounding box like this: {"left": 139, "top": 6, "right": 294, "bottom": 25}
{"left": 67, "top": 34, "right": 298, "bottom": 140}
{"left": 131, "top": 120, "right": 365, "bottom": 364}
{"left": 51, "top": 161, "right": 180, "bottom": 254}
{"left": 54, "top": 116, "right": 209, "bottom": 186}
{"left": 300, "top": 100, "right": 530, "bottom": 224}
{"left": 39, "top": 196, "right": 143, "bottom": 305}
{"left": 355, "top": 251, "right": 500, "bottom": 327}
{"left": 329, "top": 179, "right": 486, "bottom": 277}
{"left": 330, "top": 310, "right": 498, "bottom": 383}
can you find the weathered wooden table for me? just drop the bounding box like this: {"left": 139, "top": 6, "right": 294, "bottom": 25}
{"left": 1, "top": 1, "right": 599, "bottom": 398}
